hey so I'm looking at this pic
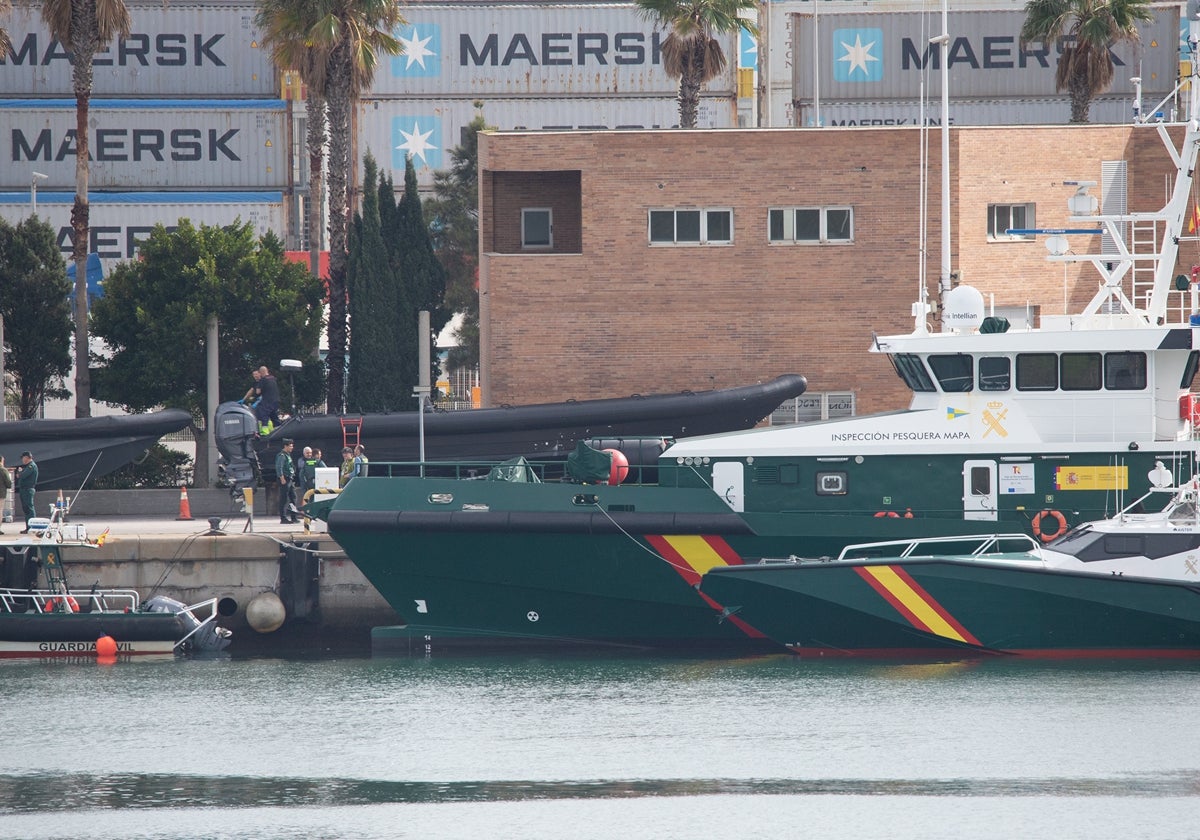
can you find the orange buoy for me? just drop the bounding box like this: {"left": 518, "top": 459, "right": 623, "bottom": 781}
{"left": 603, "top": 449, "right": 630, "bottom": 485}
{"left": 95, "top": 635, "right": 118, "bottom": 657}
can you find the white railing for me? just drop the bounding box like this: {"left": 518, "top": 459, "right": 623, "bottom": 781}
{"left": 0, "top": 587, "right": 140, "bottom": 613}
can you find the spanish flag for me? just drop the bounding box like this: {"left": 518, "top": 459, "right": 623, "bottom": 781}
{"left": 1189, "top": 201, "right": 1200, "bottom": 234}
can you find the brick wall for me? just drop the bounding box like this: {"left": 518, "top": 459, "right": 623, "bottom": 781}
{"left": 478, "top": 124, "right": 1179, "bottom": 414}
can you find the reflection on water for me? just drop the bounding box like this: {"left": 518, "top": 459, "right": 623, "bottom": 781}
{"left": 3, "top": 771, "right": 1200, "bottom": 814}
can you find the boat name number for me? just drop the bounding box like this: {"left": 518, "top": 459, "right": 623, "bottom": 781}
{"left": 831, "top": 431, "right": 971, "bottom": 443}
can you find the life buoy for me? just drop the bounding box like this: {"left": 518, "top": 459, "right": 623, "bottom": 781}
{"left": 873, "top": 511, "right": 900, "bottom": 518}
{"left": 1032, "top": 509, "right": 1068, "bottom": 542}
{"left": 43, "top": 596, "right": 79, "bottom": 613}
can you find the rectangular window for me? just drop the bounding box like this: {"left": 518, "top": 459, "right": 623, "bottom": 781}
{"left": 979, "top": 356, "right": 1011, "bottom": 391}
{"left": 768, "top": 207, "right": 854, "bottom": 244}
{"left": 927, "top": 354, "right": 974, "bottom": 393}
{"left": 1016, "top": 353, "right": 1058, "bottom": 391}
{"left": 1061, "top": 353, "right": 1102, "bottom": 391}
{"left": 892, "top": 354, "right": 936, "bottom": 392}
{"left": 970, "top": 466, "right": 991, "bottom": 496}
{"left": 1104, "top": 352, "right": 1146, "bottom": 390}
{"left": 521, "top": 208, "right": 552, "bottom": 249}
{"left": 648, "top": 208, "right": 733, "bottom": 245}
{"left": 988, "top": 203, "right": 1035, "bottom": 241}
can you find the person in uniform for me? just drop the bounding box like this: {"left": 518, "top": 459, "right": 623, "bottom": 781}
{"left": 15, "top": 451, "right": 38, "bottom": 534}
{"left": 275, "top": 439, "right": 298, "bottom": 524}
{"left": 0, "top": 455, "right": 12, "bottom": 535}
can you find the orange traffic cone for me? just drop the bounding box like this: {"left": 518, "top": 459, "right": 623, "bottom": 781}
{"left": 176, "top": 487, "right": 193, "bottom": 521}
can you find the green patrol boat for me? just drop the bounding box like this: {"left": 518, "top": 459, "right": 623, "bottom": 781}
{"left": 323, "top": 8, "right": 1200, "bottom": 653}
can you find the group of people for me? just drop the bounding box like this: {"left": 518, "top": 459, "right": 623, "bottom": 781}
{"left": 0, "top": 452, "right": 39, "bottom": 534}
{"left": 274, "top": 441, "right": 368, "bottom": 525}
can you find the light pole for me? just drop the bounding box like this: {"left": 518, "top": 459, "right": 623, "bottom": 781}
{"left": 30, "top": 171, "right": 48, "bottom": 215}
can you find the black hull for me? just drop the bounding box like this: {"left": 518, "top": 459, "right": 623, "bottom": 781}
{"left": 0, "top": 611, "right": 188, "bottom": 642}
{"left": 258, "top": 374, "right": 807, "bottom": 475}
{"left": 0, "top": 409, "right": 193, "bottom": 489}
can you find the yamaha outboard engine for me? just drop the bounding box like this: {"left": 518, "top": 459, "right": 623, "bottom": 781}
{"left": 215, "top": 401, "right": 260, "bottom": 492}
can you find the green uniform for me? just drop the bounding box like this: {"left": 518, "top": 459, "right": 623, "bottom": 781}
{"left": 15, "top": 459, "right": 37, "bottom": 530}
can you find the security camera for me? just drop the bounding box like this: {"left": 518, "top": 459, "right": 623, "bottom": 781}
{"left": 280, "top": 359, "right": 302, "bottom": 371}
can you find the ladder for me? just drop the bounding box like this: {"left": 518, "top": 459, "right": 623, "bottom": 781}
{"left": 340, "top": 416, "right": 363, "bottom": 449}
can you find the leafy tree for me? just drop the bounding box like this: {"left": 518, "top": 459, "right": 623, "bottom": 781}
{"left": 635, "top": 0, "right": 758, "bottom": 129}
{"left": 390, "top": 156, "right": 447, "bottom": 392}
{"left": 347, "top": 155, "right": 410, "bottom": 411}
{"left": 255, "top": 0, "right": 328, "bottom": 282}
{"left": 425, "top": 109, "right": 492, "bottom": 371}
{"left": 1, "top": 0, "right": 13, "bottom": 60}
{"left": 42, "top": 0, "right": 133, "bottom": 418}
{"left": 90, "top": 220, "right": 324, "bottom": 485}
{"left": 1021, "top": 0, "right": 1154, "bottom": 124}
{"left": 0, "top": 217, "right": 72, "bottom": 418}
{"left": 91, "top": 443, "right": 191, "bottom": 489}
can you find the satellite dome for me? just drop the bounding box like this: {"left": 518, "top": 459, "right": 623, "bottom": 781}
{"left": 942, "top": 285, "right": 985, "bottom": 330}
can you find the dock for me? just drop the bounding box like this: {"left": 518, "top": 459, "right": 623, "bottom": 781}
{"left": 0, "top": 488, "right": 401, "bottom": 654}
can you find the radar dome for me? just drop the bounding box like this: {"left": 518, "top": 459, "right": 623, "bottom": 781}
{"left": 942, "top": 285, "right": 985, "bottom": 330}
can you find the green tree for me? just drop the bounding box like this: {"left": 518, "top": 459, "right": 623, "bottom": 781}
{"left": 1021, "top": 0, "right": 1154, "bottom": 124}
{"left": 42, "top": 0, "right": 133, "bottom": 418}
{"left": 255, "top": 0, "right": 329, "bottom": 283}
{"left": 0, "top": 217, "right": 72, "bottom": 418}
{"left": 635, "top": 0, "right": 758, "bottom": 129}
{"left": 90, "top": 220, "right": 324, "bottom": 485}
{"left": 425, "top": 109, "right": 491, "bottom": 371}
{"left": 391, "top": 156, "right": 447, "bottom": 392}
{"left": 347, "top": 155, "right": 410, "bottom": 411}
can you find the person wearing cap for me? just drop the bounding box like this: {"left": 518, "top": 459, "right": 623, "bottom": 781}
{"left": 275, "top": 439, "right": 298, "bottom": 524}
{"left": 15, "top": 452, "right": 37, "bottom": 534}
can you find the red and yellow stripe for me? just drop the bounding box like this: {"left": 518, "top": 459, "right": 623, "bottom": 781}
{"left": 855, "top": 565, "right": 981, "bottom": 646}
{"left": 646, "top": 534, "right": 764, "bottom": 639}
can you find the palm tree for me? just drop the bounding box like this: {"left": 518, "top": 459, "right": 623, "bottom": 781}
{"left": 1, "top": 0, "right": 13, "bottom": 61}
{"left": 255, "top": 0, "right": 330, "bottom": 288}
{"left": 635, "top": 0, "right": 759, "bottom": 129}
{"left": 42, "top": 0, "right": 131, "bottom": 418}
{"left": 1021, "top": 0, "right": 1154, "bottom": 124}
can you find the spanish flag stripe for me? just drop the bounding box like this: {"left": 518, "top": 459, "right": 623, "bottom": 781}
{"left": 854, "top": 566, "right": 933, "bottom": 633}
{"left": 857, "top": 566, "right": 974, "bottom": 645}
{"left": 890, "top": 566, "right": 981, "bottom": 646}
{"left": 661, "top": 535, "right": 735, "bottom": 577}
{"left": 645, "top": 535, "right": 698, "bottom": 585}
{"left": 702, "top": 535, "right": 746, "bottom": 567}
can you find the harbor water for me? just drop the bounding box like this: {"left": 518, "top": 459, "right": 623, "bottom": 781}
{"left": 2, "top": 653, "right": 1199, "bottom": 839}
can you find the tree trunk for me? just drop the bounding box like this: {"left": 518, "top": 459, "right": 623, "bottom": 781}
{"left": 677, "top": 43, "right": 705, "bottom": 129}
{"left": 70, "top": 1, "right": 98, "bottom": 418}
{"left": 307, "top": 92, "right": 326, "bottom": 281}
{"left": 1069, "top": 71, "right": 1092, "bottom": 124}
{"left": 324, "top": 48, "right": 352, "bottom": 414}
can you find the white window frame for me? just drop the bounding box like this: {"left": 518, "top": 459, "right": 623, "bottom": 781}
{"left": 988, "top": 203, "right": 1035, "bottom": 241}
{"left": 522, "top": 207, "right": 553, "bottom": 249}
{"left": 768, "top": 207, "right": 854, "bottom": 244}
{"left": 648, "top": 208, "right": 733, "bottom": 246}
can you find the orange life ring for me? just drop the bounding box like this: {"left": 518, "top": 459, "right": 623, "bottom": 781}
{"left": 873, "top": 511, "right": 900, "bottom": 518}
{"left": 1032, "top": 509, "right": 1068, "bottom": 542}
{"left": 43, "top": 596, "right": 79, "bottom": 613}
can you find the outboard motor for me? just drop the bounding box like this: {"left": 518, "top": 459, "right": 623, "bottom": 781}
{"left": 144, "top": 595, "right": 233, "bottom": 653}
{"left": 215, "top": 401, "right": 260, "bottom": 492}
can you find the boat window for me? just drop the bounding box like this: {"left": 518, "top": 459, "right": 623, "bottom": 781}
{"left": 1182, "top": 351, "right": 1200, "bottom": 389}
{"left": 892, "top": 354, "right": 936, "bottom": 392}
{"left": 978, "top": 357, "right": 1010, "bottom": 391}
{"left": 816, "top": 472, "right": 847, "bottom": 495}
{"left": 1061, "top": 353, "right": 1102, "bottom": 391}
{"left": 1104, "top": 352, "right": 1146, "bottom": 390}
{"left": 969, "top": 466, "right": 991, "bottom": 496}
{"left": 927, "top": 354, "right": 974, "bottom": 392}
{"left": 1050, "top": 529, "right": 1200, "bottom": 561}
{"left": 1016, "top": 353, "right": 1058, "bottom": 391}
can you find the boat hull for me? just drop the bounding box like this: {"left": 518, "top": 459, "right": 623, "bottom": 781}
{"left": 0, "top": 612, "right": 189, "bottom": 658}
{"left": 700, "top": 559, "right": 1200, "bottom": 657}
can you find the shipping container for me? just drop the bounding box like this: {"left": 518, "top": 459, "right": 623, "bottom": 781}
{"left": 0, "top": 191, "right": 286, "bottom": 271}
{"left": 0, "top": 1, "right": 277, "bottom": 98}
{"left": 368, "top": 3, "right": 737, "bottom": 97}
{"left": 794, "top": 97, "right": 1140, "bottom": 127}
{"left": 791, "top": 7, "right": 1179, "bottom": 106}
{"left": 0, "top": 99, "right": 290, "bottom": 189}
{"left": 358, "top": 95, "right": 737, "bottom": 190}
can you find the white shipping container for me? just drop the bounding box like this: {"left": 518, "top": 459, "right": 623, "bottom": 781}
{"left": 369, "top": 3, "right": 737, "bottom": 97}
{"left": 0, "top": 1, "right": 277, "bottom": 97}
{"left": 358, "top": 96, "right": 737, "bottom": 190}
{"left": 797, "top": 98, "right": 1139, "bottom": 127}
{"left": 0, "top": 99, "right": 290, "bottom": 189}
{"left": 0, "top": 190, "right": 286, "bottom": 272}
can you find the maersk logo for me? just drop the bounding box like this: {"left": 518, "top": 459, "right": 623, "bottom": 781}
{"left": 833, "top": 27, "right": 882, "bottom": 82}
{"left": 392, "top": 24, "right": 440, "bottom": 77}
{"left": 391, "top": 116, "right": 441, "bottom": 169}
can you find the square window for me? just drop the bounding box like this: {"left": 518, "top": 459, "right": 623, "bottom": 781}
{"left": 1017, "top": 353, "right": 1058, "bottom": 391}
{"left": 676, "top": 210, "right": 701, "bottom": 242}
{"left": 1104, "top": 352, "right": 1146, "bottom": 390}
{"left": 979, "top": 356, "right": 1011, "bottom": 391}
{"left": 827, "top": 208, "right": 852, "bottom": 241}
{"left": 521, "top": 208, "right": 552, "bottom": 248}
{"left": 1061, "top": 353, "right": 1102, "bottom": 391}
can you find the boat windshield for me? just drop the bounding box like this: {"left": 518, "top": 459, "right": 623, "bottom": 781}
{"left": 1048, "top": 528, "right": 1200, "bottom": 561}
{"left": 891, "top": 354, "right": 936, "bottom": 392}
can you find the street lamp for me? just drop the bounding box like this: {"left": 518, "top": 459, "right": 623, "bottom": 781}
{"left": 30, "top": 171, "right": 48, "bottom": 215}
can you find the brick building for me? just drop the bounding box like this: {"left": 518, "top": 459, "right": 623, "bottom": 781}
{"left": 478, "top": 124, "right": 1186, "bottom": 415}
